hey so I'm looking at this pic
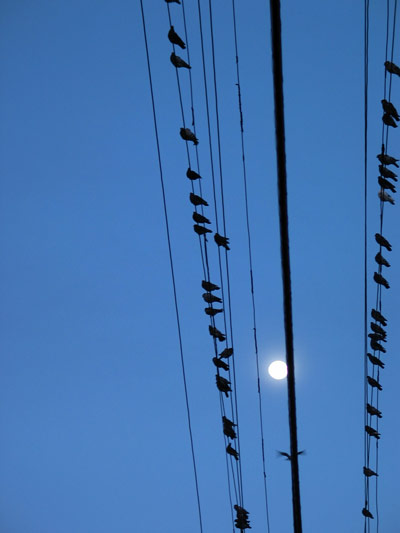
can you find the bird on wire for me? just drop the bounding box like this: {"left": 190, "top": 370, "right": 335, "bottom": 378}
{"left": 219, "top": 347, "right": 233, "bottom": 359}
{"left": 370, "top": 321, "right": 387, "bottom": 336}
{"left": 375, "top": 233, "right": 392, "bottom": 251}
{"left": 364, "top": 466, "right": 378, "bottom": 477}
{"left": 378, "top": 190, "right": 395, "bottom": 205}
{"left": 193, "top": 224, "right": 212, "bottom": 237}
{"left": 365, "top": 425, "right": 381, "bottom": 439}
{"left": 277, "top": 450, "right": 305, "bottom": 460}
{"left": 375, "top": 251, "right": 391, "bottom": 267}
{"left": 193, "top": 212, "right": 211, "bottom": 225}
{"left": 216, "top": 374, "right": 231, "bottom": 396}
{"left": 385, "top": 60, "right": 400, "bottom": 76}
{"left": 214, "top": 233, "right": 230, "bottom": 250}
{"left": 170, "top": 52, "right": 191, "bottom": 69}
{"left": 223, "top": 416, "right": 237, "bottom": 439}
{"left": 202, "top": 280, "right": 220, "bottom": 292}
{"left": 382, "top": 113, "right": 398, "bottom": 128}
{"left": 165, "top": 0, "right": 181, "bottom": 4}
{"left": 371, "top": 308, "right": 387, "bottom": 326}
{"left": 226, "top": 443, "right": 239, "bottom": 460}
{"left": 186, "top": 168, "right": 201, "bottom": 180}
{"left": 379, "top": 165, "right": 398, "bottom": 180}
{"left": 168, "top": 26, "right": 186, "bottom": 49}
{"left": 362, "top": 508, "right": 374, "bottom": 519}
{"left": 180, "top": 127, "right": 198, "bottom": 144}
{"left": 381, "top": 99, "right": 400, "bottom": 120}
{"left": 368, "top": 332, "right": 386, "bottom": 343}
{"left": 374, "top": 271, "right": 390, "bottom": 289}
{"left": 190, "top": 192, "right": 208, "bottom": 206}
{"left": 367, "top": 403, "right": 382, "bottom": 418}
{"left": 367, "top": 352, "right": 385, "bottom": 368}
{"left": 377, "top": 153, "right": 399, "bottom": 167}
{"left": 378, "top": 176, "right": 396, "bottom": 193}
{"left": 202, "top": 292, "right": 222, "bottom": 304}
{"left": 205, "top": 307, "right": 223, "bottom": 317}
{"left": 209, "top": 325, "right": 226, "bottom": 342}
{"left": 212, "top": 356, "right": 229, "bottom": 371}
{"left": 367, "top": 375, "right": 383, "bottom": 390}
{"left": 370, "top": 339, "right": 386, "bottom": 353}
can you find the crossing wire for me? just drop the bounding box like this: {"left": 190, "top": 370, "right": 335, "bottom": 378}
{"left": 139, "top": 3, "right": 203, "bottom": 531}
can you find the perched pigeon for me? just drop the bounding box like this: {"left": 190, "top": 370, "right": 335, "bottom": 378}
{"left": 381, "top": 99, "right": 400, "bottom": 120}
{"left": 234, "top": 506, "right": 251, "bottom": 530}
{"left": 205, "top": 307, "right": 223, "bottom": 316}
{"left": 375, "top": 251, "right": 391, "bottom": 267}
{"left": 219, "top": 347, "right": 233, "bottom": 358}
{"left": 377, "top": 153, "right": 399, "bottom": 167}
{"left": 382, "top": 113, "right": 397, "bottom": 127}
{"left": 368, "top": 332, "right": 386, "bottom": 343}
{"left": 371, "top": 308, "right": 387, "bottom": 326}
{"left": 216, "top": 374, "right": 231, "bottom": 396}
{"left": 193, "top": 212, "right": 211, "bottom": 225}
{"left": 378, "top": 190, "right": 395, "bottom": 204}
{"left": 277, "top": 450, "right": 305, "bottom": 460}
{"left": 367, "top": 352, "right": 385, "bottom": 368}
{"left": 209, "top": 325, "right": 226, "bottom": 342}
{"left": 378, "top": 176, "right": 396, "bottom": 193}
{"left": 168, "top": 26, "right": 186, "bottom": 49}
{"left": 222, "top": 419, "right": 237, "bottom": 439}
{"left": 186, "top": 168, "right": 201, "bottom": 180}
{"left": 226, "top": 443, "right": 239, "bottom": 460}
{"left": 190, "top": 192, "right": 208, "bottom": 206}
{"left": 202, "top": 280, "right": 220, "bottom": 292}
{"left": 212, "top": 356, "right": 229, "bottom": 371}
{"left": 367, "top": 403, "right": 382, "bottom": 418}
{"left": 385, "top": 60, "right": 400, "bottom": 76}
{"left": 214, "top": 233, "right": 230, "bottom": 250}
{"left": 194, "top": 224, "right": 212, "bottom": 236}
{"left": 370, "top": 339, "right": 386, "bottom": 353}
{"left": 374, "top": 271, "right": 390, "bottom": 289}
{"left": 362, "top": 508, "right": 374, "bottom": 519}
{"left": 180, "top": 127, "right": 198, "bottom": 144}
{"left": 364, "top": 466, "right": 378, "bottom": 477}
{"left": 170, "top": 52, "right": 191, "bottom": 69}
{"left": 235, "top": 518, "right": 251, "bottom": 530}
{"left": 234, "top": 505, "right": 249, "bottom": 517}
{"left": 365, "top": 425, "right": 380, "bottom": 439}
{"left": 370, "top": 321, "right": 387, "bottom": 336}
{"left": 367, "top": 376, "right": 382, "bottom": 390}
{"left": 375, "top": 233, "right": 392, "bottom": 251}
{"left": 379, "top": 165, "right": 398, "bottom": 180}
{"left": 202, "top": 292, "right": 222, "bottom": 304}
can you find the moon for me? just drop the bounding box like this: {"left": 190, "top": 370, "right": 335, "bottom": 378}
{"left": 268, "top": 360, "right": 287, "bottom": 380}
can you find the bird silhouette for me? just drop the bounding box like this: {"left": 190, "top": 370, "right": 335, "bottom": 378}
{"left": 226, "top": 443, "right": 239, "bottom": 460}
{"left": 375, "top": 233, "right": 392, "bottom": 251}
{"left": 277, "top": 450, "right": 305, "bottom": 460}
{"left": 368, "top": 332, "right": 386, "bottom": 343}
{"left": 378, "top": 190, "right": 395, "bottom": 205}
{"left": 365, "top": 425, "right": 380, "bottom": 439}
{"left": 194, "top": 224, "right": 212, "bottom": 236}
{"left": 209, "top": 325, "right": 226, "bottom": 342}
{"left": 214, "top": 233, "right": 230, "bottom": 250}
{"left": 186, "top": 168, "right": 201, "bottom": 180}
{"left": 202, "top": 280, "right": 220, "bottom": 292}
{"left": 375, "top": 251, "right": 391, "bottom": 267}
{"left": 193, "top": 212, "right": 211, "bottom": 225}
{"left": 170, "top": 52, "right": 191, "bottom": 69}
{"left": 165, "top": 0, "right": 181, "bottom": 3}
{"left": 381, "top": 99, "right": 400, "bottom": 120}
{"left": 374, "top": 271, "right": 390, "bottom": 289}
{"left": 367, "top": 352, "right": 385, "bottom": 368}
{"left": 377, "top": 153, "right": 399, "bottom": 167}
{"left": 168, "top": 26, "right": 186, "bottom": 49}
{"left": 219, "top": 347, "right": 233, "bottom": 358}
{"left": 378, "top": 176, "right": 396, "bottom": 193}
{"left": 382, "top": 113, "right": 398, "bottom": 127}
{"left": 367, "top": 403, "right": 382, "bottom": 418}
{"left": 205, "top": 307, "right": 223, "bottom": 317}
{"left": 216, "top": 374, "right": 231, "bottom": 396}
{"left": 362, "top": 508, "right": 374, "bottom": 519}
{"left": 370, "top": 339, "right": 386, "bottom": 353}
{"left": 379, "top": 165, "right": 398, "bottom": 180}
{"left": 190, "top": 192, "right": 208, "bottom": 206}
{"left": 212, "top": 356, "right": 229, "bottom": 371}
{"left": 367, "top": 376, "right": 382, "bottom": 390}
{"left": 370, "top": 321, "right": 387, "bottom": 336}
{"left": 363, "top": 466, "right": 378, "bottom": 477}
{"left": 222, "top": 418, "right": 237, "bottom": 439}
{"left": 180, "top": 127, "right": 198, "bottom": 144}
{"left": 371, "top": 308, "right": 387, "bottom": 326}
{"left": 202, "top": 292, "right": 222, "bottom": 304}
{"left": 385, "top": 60, "right": 400, "bottom": 76}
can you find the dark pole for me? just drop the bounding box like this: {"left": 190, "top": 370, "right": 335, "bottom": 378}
{"left": 268, "top": 1, "right": 303, "bottom": 532}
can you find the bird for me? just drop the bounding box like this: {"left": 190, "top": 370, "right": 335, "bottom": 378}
{"left": 234, "top": 504, "right": 249, "bottom": 517}
{"left": 382, "top": 113, "right": 397, "bottom": 127}
{"left": 277, "top": 450, "right": 305, "bottom": 460}
{"left": 367, "top": 375, "right": 382, "bottom": 390}
{"left": 375, "top": 233, "right": 392, "bottom": 251}
{"left": 216, "top": 374, "right": 231, "bottom": 396}
{"left": 234, "top": 518, "right": 251, "bottom": 530}
{"left": 378, "top": 190, "right": 395, "bottom": 205}
{"left": 193, "top": 212, "right": 211, "bottom": 225}
{"left": 367, "top": 403, "right": 382, "bottom": 418}
{"left": 367, "top": 352, "right": 385, "bottom": 368}
{"left": 364, "top": 466, "right": 378, "bottom": 477}
{"left": 180, "top": 127, "right": 198, "bottom": 144}
{"left": 377, "top": 153, "right": 399, "bottom": 167}
{"left": 385, "top": 60, "right": 400, "bottom": 76}
{"left": 165, "top": 0, "right": 181, "bottom": 3}
{"left": 381, "top": 99, "right": 400, "bottom": 120}
{"left": 214, "top": 233, "right": 230, "bottom": 250}
{"left": 219, "top": 347, "right": 233, "bottom": 358}
{"left": 212, "top": 356, "right": 229, "bottom": 371}
{"left": 186, "top": 168, "right": 201, "bottom": 180}
{"left": 375, "top": 251, "right": 391, "bottom": 268}
{"left": 168, "top": 26, "right": 186, "bottom": 49}
{"left": 374, "top": 271, "right": 390, "bottom": 289}
{"left": 368, "top": 332, "right": 386, "bottom": 343}
{"left": 190, "top": 192, "right": 208, "bottom": 206}
{"left": 202, "top": 280, "right": 220, "bottom": 292}
{"left": 223, "top": 423, "right": 236, "bottom": 439}
{"left": 202, "top": 292, "right": 222, "bottom": 304}
{"left": 378, "top": 176, "right": 396, "bottom": 193}
{"left": 226, "top": 443, "right": 239, "bottom": 460}
{"left": 170, "top": 52, "right": 191, "bottom": 69}
{"left": 371, "top": 308, "right": 387, "bottom": 326}
{"left": 379, "top": 164, "right": 398, "bottom": 180}
{"left": 370, "top": 339, "right": 386, "bottom": 353}
{"left": 209, "top": 325, "right": 226, "bottom": 342}
{"left": 205, "top": 307, "right": 223, "bottom": 316}
{"left": 362, "top": 508, "right": 374, "bottom": 519}
{"left": 365, "top": 425, "right": 380, "bottom": 439}
{"left": 370, "top": 321, "right": 387, "bottom": 336}
{"left": 223, "top": 415, "right": 237, "bottom": 428}
{"left": 193, "top": 224, "right": 212, "bottom": 236}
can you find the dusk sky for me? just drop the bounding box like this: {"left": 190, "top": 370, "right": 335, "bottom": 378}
{"left": 1, "top": 1, "right": 400, "bottom": 532}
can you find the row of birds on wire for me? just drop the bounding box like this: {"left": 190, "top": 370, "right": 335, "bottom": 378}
{"left": 362, "top": 59, "right": 400, "bottom": 521}
{"left": 166, "top": 1, "right": 251, "bottom": 530}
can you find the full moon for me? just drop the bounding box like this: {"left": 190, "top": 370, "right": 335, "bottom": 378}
{"left": 268, "top": 360, "right": 288, "bottom": 380}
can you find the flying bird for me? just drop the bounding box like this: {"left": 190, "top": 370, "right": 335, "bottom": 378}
{"left": 216, "top": 374, "right": 231, "bottom": 396}
{"left": 180, "top": 127, "right": 198, "bottom": 144}
{"left": 202, "top": 280, "right": 220, "bottom": 291}
{"left": 373, "top": 271, "right": 390, "bottom": 289}
{"left": 382, "top": 113, "right": 398, "bottom": 127}
{"left": 186, "top": 168, "right": 201, "bottom": 180}
{"left": 209, "top": 325, "right": 226, "bottom": 342}
{"left": 370, "top": 321, "right": 387, "bottom": 336}
{"left": 371, "top": 308, "right": 387, "bottom": 326}
{"left": 365, "top": 425, "right": 380, "bottom": 439}
{"left": 205, "top": 307, "right": 223, "bottom": 316}
{"left": 362, "top": 508, "right": 374, "bottom": 519}
{"left": 219, "top": 347, "right": 233, "bottom": 358}
{"left": 385, "top": 60, "right": 400, "bottom": 76}
{"left": 168, "top": 26, "right": 186, "bottom": 49}
{"left": 378, "top": 190, "right": 395, "bottom": 204}
{"left": 379, "top": 165, "right": 398, "bottom": 180}
{"left": 367, "top": 376, "right": 382, "bottom": 390}
{"left": 193, "top": 224, "right": 212, "bottom": 236}
{"left": 202, "top": 292, "right": 222, "bottom": 304}
{"left": 370, "top": 339, "right": 386, "bottom": 353}
{"left": 214, "top": 233, "right": 230, "bottom": 250}
{"left": 378, "top": 176, "right": 396, "bottom": 193}
{"left": 226, "top": 443, "right": 239, "bottom": 460}
{"left": 190, "top": 192, "right": 208, "bottom": 206}
{"left": 375, "top": 251, "right": 391, "bottom": 268}
{"left": 367, "top": 352, "right": 385, "bottom": 368}
{"left": 375, "top": 233, "right": 392, "bottom": 251}
{"left": 170, "top": 52, "right": 191, "bottom": 69}
{"left": 381, "top": 99, "right": 400, "bottom": 120}
{"left": 277, "top": 450, "right": 305, "bottom": 460}
{"left": 363, "top": 466, "right": 378, "bottom": 477}
{"left": 367, "top": 403, "right": 382, "bottom": 418}
{"left": 193, "top": 212, "right": 211, "bottom": 225}
{"left": 377, "top": 153, "right": 399, "bottom": 167}
{"left": 212, "top": 356, "right": 229, "bottom": 371}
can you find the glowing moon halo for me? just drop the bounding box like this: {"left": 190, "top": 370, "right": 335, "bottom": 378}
{"left": 268, "top": 360, "right": 288, "bottom": 380}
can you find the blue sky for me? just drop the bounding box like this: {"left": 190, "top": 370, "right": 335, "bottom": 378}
{"left": 1, "top": 1, "right": 400, "bottom": 532}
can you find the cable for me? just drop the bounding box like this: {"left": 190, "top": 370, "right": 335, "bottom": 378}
{"left": 139, "top": 3, "right": 203, "bottom": 531}
{"left": 268, "top": 1, "right": 302, "bottom": 532}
